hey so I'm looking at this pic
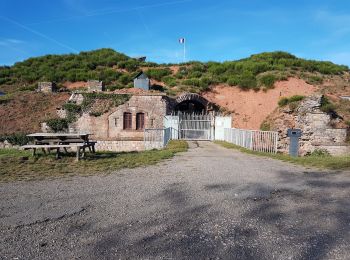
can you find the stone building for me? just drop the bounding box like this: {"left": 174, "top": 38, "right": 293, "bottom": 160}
{"left": 64, "top": 92, "right": 211, "bottom": 151}
{"left": 37, "top": 82, "right": 56, "bottom": 93}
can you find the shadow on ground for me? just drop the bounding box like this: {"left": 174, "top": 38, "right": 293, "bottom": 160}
{"left": 90, "top": 171, "right": 350, "bottom": 259}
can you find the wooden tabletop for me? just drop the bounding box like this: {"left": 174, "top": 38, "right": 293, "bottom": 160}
{"left": 27, "top": 133, "right": 90, "bottom": 137}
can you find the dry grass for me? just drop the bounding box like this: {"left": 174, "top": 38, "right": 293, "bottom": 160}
{"left": 0, "top": 140, "right": 188, "bottom": 183}
{"left": 215, "top": 141, "right": 350, "bottom": 170}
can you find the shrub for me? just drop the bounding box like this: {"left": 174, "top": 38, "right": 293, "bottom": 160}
{"left": 46, "top": 118, "right": 69, "bottom": 132}
{"left": 118, "top": 74, "right": 132, "bottom": 85}
{"left": 307, "top": 75, "right": 323, "bottom": 84}
{"left": 19, "top": 84, "right": 37, "bottom": 92}
{"left": 307, "top": 148, "right": 331, "bottom": 157}
{"left": 320, "top": 96, "right": 336, "bottom": 114}
{"left": 227, "top": 76, "right": 239, "bottom": 86}
{"left": 278, "top": 95, "right": 305, "bottom": 107}
{"left": 0, "top": 133, "right": 33, "bottom": 146}
{"left": 162, "top": 76, "right": 177, "bottom": 87}
{"left": 289, "top": 95, "right": 305, "bottom": 103}
{"left": 278, "top": 97, "right": 289, "bottom": 107}
{"left": 259, "top": 73, "right": 277, "bottom": 88}
{"left": 146, "top": 68, "right": 171, "bottom": 81}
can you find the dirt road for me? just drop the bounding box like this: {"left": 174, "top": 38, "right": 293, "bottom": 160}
{"left": 1, "top": 142, "right": 350, "bottom": 259}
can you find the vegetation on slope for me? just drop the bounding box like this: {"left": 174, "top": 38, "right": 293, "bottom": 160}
{"left": 0, "top": 49, "right": 348, "bottom": 94}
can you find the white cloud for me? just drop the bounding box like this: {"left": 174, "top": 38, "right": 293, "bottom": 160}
{"left": 0, "top": 38, "right": 24, "bottom": 46}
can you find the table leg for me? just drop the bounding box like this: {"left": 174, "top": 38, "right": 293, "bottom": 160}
{"left": 32, "top": 148, "right": 36, "bottom": 156}
{"left": 56, "top": 148, "right": 60, "bottom": 159}
{"left": 76, "top": 148, "right": 80, "bottom": 161}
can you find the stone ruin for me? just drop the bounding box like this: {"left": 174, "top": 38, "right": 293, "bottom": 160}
{"left": 274, "top": 94, "right": 349, "bottom": 156}
{"left": 87, "top": 80, "right": 104, "bottom": 92}
{"left": 37, "top": 82, "right": 56, "bottom": 93}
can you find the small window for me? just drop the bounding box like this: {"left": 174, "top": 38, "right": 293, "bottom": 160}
{"left": 136, "top": 113, "right": 145, "bottom": 130}
{"left": 123, "top": 112, "right": 132, "bottom": 130}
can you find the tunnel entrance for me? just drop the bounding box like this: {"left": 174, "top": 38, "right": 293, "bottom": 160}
{"left": 175, "top": 100, "right": 206, "bottom": 113}
{"left": 174, "top": 93, "right": 209, "bottom": 113}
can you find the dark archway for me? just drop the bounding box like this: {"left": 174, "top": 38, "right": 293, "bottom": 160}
{"left": 174, "top": 93, "right": 209, "bottom": 113}
{"left": 175, "top": 100, "right": 206, "bottom": 113}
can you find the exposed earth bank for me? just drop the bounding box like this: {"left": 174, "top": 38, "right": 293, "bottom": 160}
{"left": 203, "top": 78, "right": 317, "bottom": 129}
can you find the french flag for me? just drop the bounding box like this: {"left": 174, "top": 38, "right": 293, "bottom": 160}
{"left": 179, "top": 38, "right": 185, "bottom": 44}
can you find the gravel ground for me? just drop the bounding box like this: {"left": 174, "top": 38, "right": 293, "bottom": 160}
{"left": 1, "top": 141, "right": 350, "bottom": 260}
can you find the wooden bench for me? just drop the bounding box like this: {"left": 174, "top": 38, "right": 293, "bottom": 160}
{"left": 21, "top": 144, "right": 94, "bottom": 160}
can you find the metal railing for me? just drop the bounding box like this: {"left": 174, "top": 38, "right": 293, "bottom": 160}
{"left": 223, "top": 128, "right": 278, "bottom": 153}
{"left": 144, "top": 127, "right": 174, "bottom": 150}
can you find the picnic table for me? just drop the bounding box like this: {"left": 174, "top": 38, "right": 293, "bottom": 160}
{"left": 21, "top": 133, "right": 96, "bottom": 160}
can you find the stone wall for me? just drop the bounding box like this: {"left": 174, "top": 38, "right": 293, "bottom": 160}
{"left": 272, "top": 95, "right": 349, "bottom": 156}
{"left": 87, "top": 80, "right": 104, "bottom": 92}
{"left": 95, "top": 140, "right": 144, "bottom": 152}
{"left": 70, "top": 94, "right": 171, "bottom": 151}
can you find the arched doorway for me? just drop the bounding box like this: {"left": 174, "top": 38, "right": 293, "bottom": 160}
{"left": 174, "top": 93, "right": 209, "bottom": 113}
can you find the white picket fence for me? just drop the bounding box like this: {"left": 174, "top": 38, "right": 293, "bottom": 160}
{"left": 144, "top": 128, "right": 173, "bottom": 150}
{"left": 223, "top": 128, "right": 278, "bottom": 153}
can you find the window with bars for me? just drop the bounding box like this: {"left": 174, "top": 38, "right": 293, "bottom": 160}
{"left": 136, "top": 113, "right": 145, "bottom": 130}
{"left": 123, "top": 112, "right": 132, "bottom": 130}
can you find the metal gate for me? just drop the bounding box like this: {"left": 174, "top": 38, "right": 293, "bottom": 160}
{"left": 179, "top": 113, "right": 213, "bottom": 140}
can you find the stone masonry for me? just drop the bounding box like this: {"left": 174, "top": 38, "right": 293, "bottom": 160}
{"left": 37, "top": 82, "right": 56, "bottom": 93}
{"left": 273, "top": 95, "right": 350, "bottom": 155}
{"left": 70, "top": 94, "right": 171, "bottom": 142}
{"left": 87, "top": 80, "right": 104, "bottom": 92}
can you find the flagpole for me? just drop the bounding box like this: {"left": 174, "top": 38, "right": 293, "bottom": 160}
{"left": 183, "top": 39, "right": 186, "bottom": 63}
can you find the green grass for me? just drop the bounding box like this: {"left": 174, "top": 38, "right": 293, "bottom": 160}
{"left": 0, "top": 140, "right": 188, "bottom": 182}
{"left": 215, "top": 141, "right": 350, "bottom": 170}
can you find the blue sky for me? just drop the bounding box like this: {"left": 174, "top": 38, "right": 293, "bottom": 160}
{"left": 1, "top": 0, "right": 350, "bottom": 66}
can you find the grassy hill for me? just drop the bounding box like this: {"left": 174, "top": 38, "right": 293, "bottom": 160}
{"left": 1, "top": 49, "right": 349, "bottom": 95}
{"left": 1, "top": 49, "right": 350, "bottom": 136}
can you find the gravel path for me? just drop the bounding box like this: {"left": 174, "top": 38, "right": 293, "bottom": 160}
{"left": 1, "top": 141, "right": 350, "bottom": 259}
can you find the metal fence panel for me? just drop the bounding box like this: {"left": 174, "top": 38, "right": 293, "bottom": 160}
{"left": 224, "top": 128, "right": 278, "bottom": 153}
{"left": 179, "top": 113, "right": 213, "bottom": 140}
{"left": 144, "top": 127, "right": 173, "bottom": 150}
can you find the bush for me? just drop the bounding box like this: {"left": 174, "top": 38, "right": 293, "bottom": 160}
{"left": 46, "top": 118, "right": 69, "bottom": 132}
{"left": 162, "top": 76, "right": 177, "bottom": 87}
{"left": 307, "top": 149, "right": 331, "bottom": 157}
{"left": 289, "top": 95, "right": 305, "bottom": 103}
{"left": 146, "top": 68, "right": 171, "bottom": 81}
{"left": 278, "top": 97, "right": 289, "bottom": 107}
{"left": 278, "top": 95, "right": 305, "bottom": 107}
{"left": 320, "top": 96, "right": 336, "bottom": 114}
{"left": 259, "top": 73, "right": 277, "bottom": 88}
{"left": 0, "top": 133, "right": 33, "bottom": 146}
{"left": 307, "top": 75, "right": 323, "bottom": 84}
{"left": 19, "top": 84, "right": 37, "bottom": 92}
